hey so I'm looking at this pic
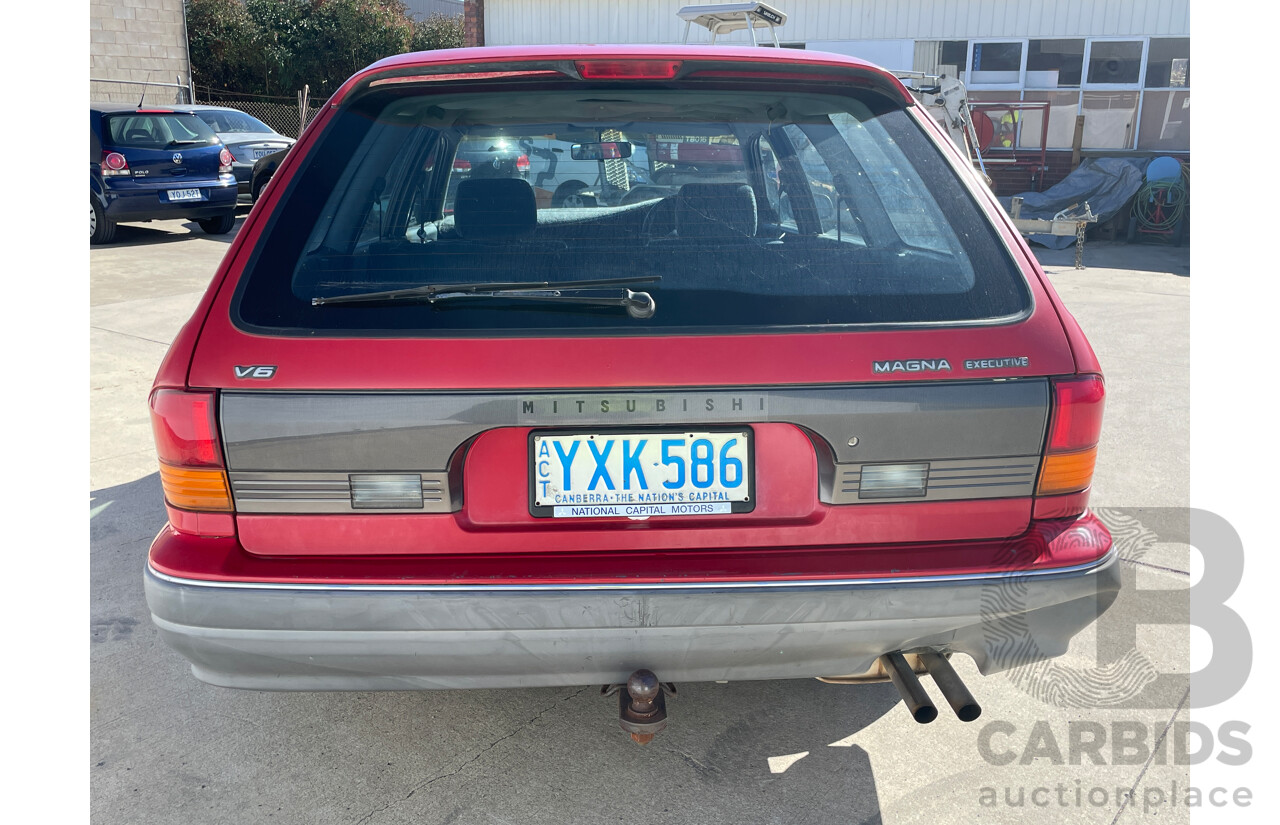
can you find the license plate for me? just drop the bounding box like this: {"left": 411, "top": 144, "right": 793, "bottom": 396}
{"left": 531, "top": 429, "right": 753, "bottom": 518}
{"left": 251, "top": 149, "right": 274, "bottom": 159}
{"left": 167, "top": 188, "right": 202, "bottom": 202}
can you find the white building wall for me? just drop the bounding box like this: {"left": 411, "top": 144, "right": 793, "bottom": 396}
{"left": 483, "top": 0, "right": 1189, "bottom": 47}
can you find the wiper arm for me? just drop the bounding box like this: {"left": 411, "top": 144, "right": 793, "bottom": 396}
{"left": 311, "top": 276, "right": 661, "bottom": 319}
{"left": 166, "top": 139, "right": 209, "bottom": 147}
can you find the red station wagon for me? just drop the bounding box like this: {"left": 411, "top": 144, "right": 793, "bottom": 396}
{"left": 145, "top": 45, "right": 1117, "bottom": 739}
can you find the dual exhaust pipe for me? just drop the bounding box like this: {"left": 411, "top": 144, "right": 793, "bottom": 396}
{"left": 881, "top": 650, "right": 981, "bottom": 724}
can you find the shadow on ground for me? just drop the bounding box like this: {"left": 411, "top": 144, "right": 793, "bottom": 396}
{"left": 1033, "top": 239, "right": 1189, "bottom": 277}
{"left": 91, "top": 217, "right": 242, "bottom": 250}
{"left": 91, "top": 472, "right": 895, "bottom": 824}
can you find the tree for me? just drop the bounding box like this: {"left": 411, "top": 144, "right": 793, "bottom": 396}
{"left": 185, "top": 0, "right": 267, "bottom": 93}
{"left": 410, "top": 12, "right": 465, "bottom": 53}
{"left": 186, "top": 0, "right": 464, "bottom": 98}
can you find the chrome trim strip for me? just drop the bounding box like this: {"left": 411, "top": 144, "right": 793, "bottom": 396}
{"left": 148, "top": 546, "right": 1115, "bottom": 593}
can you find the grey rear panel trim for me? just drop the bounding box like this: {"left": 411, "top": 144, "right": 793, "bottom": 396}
{"left": 221, "top": 381, "right": 1049, "bottom": 509}
{"left": 830, "top": 455, "right": 1041, "bottom": 504}
{"left": 229, "top": 470, "right": 455, "bottom": 513}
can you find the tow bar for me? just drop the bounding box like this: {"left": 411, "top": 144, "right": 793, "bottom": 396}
{"left": 603, "top": 669, "right": 677, "bottom": 745}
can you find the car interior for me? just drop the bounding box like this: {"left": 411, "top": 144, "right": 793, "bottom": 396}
{"left": 236, "top": 89, "right": 1029, "bottom": 331}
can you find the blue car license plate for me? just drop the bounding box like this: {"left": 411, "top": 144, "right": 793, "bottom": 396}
{"left": 167, "top": 188, "right": 202, "bottom": 202}
{"left": 531, "top": 429, "right": 754, "bottom": 518}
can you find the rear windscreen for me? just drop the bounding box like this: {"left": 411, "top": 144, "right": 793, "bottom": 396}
{"left": 193, "top": 110, "right": 275, "bottom": 134}
{"left": 104, "top": 113, "right": 218, "bottom": 150}
{"left": 235, "top": 85, "right": 1030, "bottom": 335}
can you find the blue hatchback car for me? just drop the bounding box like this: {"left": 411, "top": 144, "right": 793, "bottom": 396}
{"left": 90, "top": 104, "right": 239, "bottom": 244}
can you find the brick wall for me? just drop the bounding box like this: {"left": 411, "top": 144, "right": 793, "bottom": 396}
{"left": 90, "top": 0, "right": 191, "bottom": 105}
{"left": 464, "top": 0, "right": 484, "bottom": 47}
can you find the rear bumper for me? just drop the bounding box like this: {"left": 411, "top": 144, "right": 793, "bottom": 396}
{"left": 103, "top": 178, "right": 237, "bottom": 221}
{"left": 144, "top": 545, "right": 1120, "bottom": 691}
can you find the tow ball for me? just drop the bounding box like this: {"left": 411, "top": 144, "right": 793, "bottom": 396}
{"left": 602, "top": 669, "right": 677, "bottom": 745}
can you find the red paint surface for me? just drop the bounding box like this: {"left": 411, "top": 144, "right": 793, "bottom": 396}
{"left": 151, "top": 512, "right": 1111, "bottom": 586}
{"left": 149, "top": 46, "right": 1110, "bottom": 574}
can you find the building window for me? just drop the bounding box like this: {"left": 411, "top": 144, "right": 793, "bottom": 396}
{"left": 1137, "top": 38, "right": 1189, "bottom": 152}
{"left": 971, "top": 41, "right": 1022, "bottom": 84}
{"left": 913, "top": 35, "right": 1188, "bottom": 153}
{"left": 1086, "top": 41, "right": 1143, "bottom": 85}
{"left": 1026, "top": 39, "right": 1084, "bottom": 87}
{"left": 940, "top": 40, "right": 968, "bottom": 80}
{"left": 1082, "top": 91, "right": 1140, "bottom": 149}
{"left": 1145, "top": 38, "right": 1189, "bottom": 87}
{"left": 1020, "top": 91, "right": 1082, "bottom": 149}
{"left": 1137, "top": 91, "right": 1190, "bottom": 151}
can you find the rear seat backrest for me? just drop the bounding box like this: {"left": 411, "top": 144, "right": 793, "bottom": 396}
{"left": 453, "top": 178, "right": 537, "bottom": 240}
{"left": 675, "top": 183, "right": 759, "bottom": 240}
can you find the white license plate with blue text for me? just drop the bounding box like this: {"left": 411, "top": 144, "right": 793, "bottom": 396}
{"left": 531, "top": 430, "right": 753, "bottom": 518}
{"left": 167, "top": 188, "right": 202, "bottom": 202}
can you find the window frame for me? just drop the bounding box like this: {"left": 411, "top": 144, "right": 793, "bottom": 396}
{"left": 920, "top": 36, "right": 1188, "bottom": 152}
{"left": 1081, "top": 37, "right": 1149, "bottom": 90}
{"left": 1024, "top": 38, "right": 1086, "bottom": 89}
{"left": 964, "top": 39, "right": 1027, "bottom": 92}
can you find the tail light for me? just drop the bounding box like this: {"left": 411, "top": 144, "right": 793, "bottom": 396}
{"left": 452, "top": 159, "right": 472, "bottom": 171}
{"left": 218, "top": 148, "right": 234, "bottom": 174}
{"left": 101, "top": 151, "right": 130, "bottom": 177}
{"left": 149, "top": 389, "right": 233, "bottom": 516}
{"left": 576, "top": 60, "right": 682, "bottom": 80}
{"left": 516, "top": 154, "right": 530, "bottom": 171}
{"left": 1035, "top": 375, "right": 1105, "bottom": 516}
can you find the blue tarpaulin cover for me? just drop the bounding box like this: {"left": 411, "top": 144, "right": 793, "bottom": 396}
{"left": 1000, "top": 157, "right": 1148, "bottom": 249}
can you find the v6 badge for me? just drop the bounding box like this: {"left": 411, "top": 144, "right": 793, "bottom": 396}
{"left": 234, "top": 365, "right": 277, "bottom": 379}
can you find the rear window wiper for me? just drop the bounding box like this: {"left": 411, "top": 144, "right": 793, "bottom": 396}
{"left": 166, "top": 139, "right": 210, "bottom": 147}
{"left": 311, "top": 276, "right": 661, "bottom": 319}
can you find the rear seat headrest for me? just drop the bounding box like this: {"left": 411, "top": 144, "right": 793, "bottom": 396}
{"left": 454, "top": 178, "right": 537, "bottom": 240}
{"left": 675, "top": 183, "right": 758, "bottom": 239}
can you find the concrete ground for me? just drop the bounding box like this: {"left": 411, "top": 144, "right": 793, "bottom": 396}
{"left": 91, "top": 220, "right": 1192, "bottom": 824}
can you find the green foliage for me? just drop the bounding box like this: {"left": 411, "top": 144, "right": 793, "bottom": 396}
{"left": 186, "top": 0, "right": 266, "bottom": 93}
{"left": 186, "top": 0, "right": 464, "bottom": 98}
{"left": 411, "top": 11, "right": 466, "bottom": 53}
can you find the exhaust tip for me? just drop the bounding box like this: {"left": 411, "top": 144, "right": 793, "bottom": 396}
{"left": 913, "top": 704, "right": 939, "bottom": 724}
{"left": 918, "top": 650, "right": 983, "bottom": 723}
{"left": 880, "top": 652, "right": 938, "bottom": 725}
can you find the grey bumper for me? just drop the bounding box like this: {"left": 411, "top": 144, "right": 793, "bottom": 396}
{"left": 144, "top": 551, "right": 1120, "bottom": 691}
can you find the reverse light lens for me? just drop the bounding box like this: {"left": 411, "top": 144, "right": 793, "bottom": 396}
{"left": 576, "top": 60, "right": 682, "bottom": 80}
{"left": 150, "top": 389, "right": 223, "bottom": 468}
{"left": 350, "top": 474, "right": 424, "bottom": 509}
{"left": 858, "top": 463, "right": 929, "bottom": 499}
{"left": 159, "top": 465, "right": 233, "bottom": 512}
